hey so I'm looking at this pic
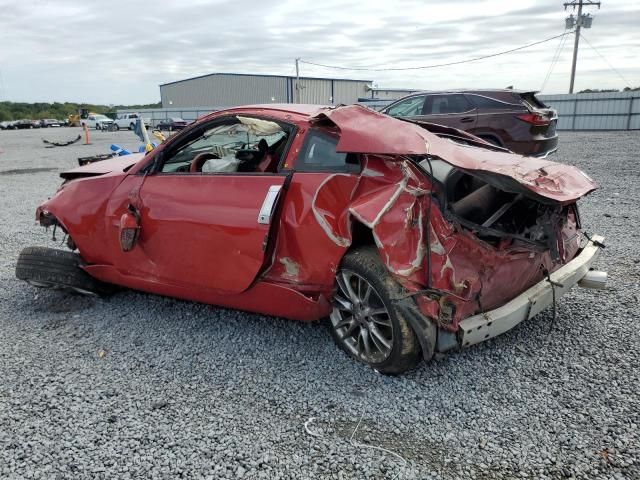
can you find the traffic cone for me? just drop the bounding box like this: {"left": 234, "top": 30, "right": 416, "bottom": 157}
{"left": 83, "top": 124, "right": 91, "bottom": 145}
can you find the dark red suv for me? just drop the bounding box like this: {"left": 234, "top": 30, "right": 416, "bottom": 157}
{"left": 381, "top": 89, "right": 558, "bottom": 157}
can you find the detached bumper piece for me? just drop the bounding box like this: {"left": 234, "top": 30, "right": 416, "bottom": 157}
{"left": 78, "top": 154, "right": 116, "bottom": 166}
{"left": 458, "top": 235, "right": 606, "bottom": 348}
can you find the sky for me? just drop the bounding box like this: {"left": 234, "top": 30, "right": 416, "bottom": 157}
{"left": 0, "top": 0, "right": 638, "bottom": 104}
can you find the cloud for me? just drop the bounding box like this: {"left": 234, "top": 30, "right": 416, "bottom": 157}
{"left": 0, "top": 0, "right": 637, "bottom": 103}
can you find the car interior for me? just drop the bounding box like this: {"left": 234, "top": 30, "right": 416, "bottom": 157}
{"left": 159, "top": 116, "right": 291, "bottom": 174}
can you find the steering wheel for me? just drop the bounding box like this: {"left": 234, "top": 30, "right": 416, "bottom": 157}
{"left": 190, "top": 152, "right": 220, "bottom": 173}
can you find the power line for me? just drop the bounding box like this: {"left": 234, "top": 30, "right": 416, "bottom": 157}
{"left": 541, "top": 30, "right": 570, "bottom": 91}
{"left": 299, "top": 31, "right": 574, "bottom": 72}
{"left": 579, "top": 32, "right": 631, "bottom": 86}
{"left": 541, "top": 32, "right": 567, "bottom": 90}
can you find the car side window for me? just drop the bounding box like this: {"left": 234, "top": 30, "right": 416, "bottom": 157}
{"left": 159, "top": 116, "right": 289, "bottom": 174}
{"left": 296, "top": 129, "right": 359, "bottom": 173}
{"left": 424, "top": 94, "right": 473, "bottom": 114}
{"left": 385, "top": 95, "right": 426, "bottom": 117}
{"left": 468, "top": 94, "right": 514, "bottom": 109}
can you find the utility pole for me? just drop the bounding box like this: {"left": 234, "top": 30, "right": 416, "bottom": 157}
{"left": 295, "top": 58, "right": 300, "bottom": 103}
{"left": 564, "top": 0, "right": 600, "bottom": 93}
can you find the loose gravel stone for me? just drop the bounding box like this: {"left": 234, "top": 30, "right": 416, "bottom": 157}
{"left": 0, "top": 128, "right": 639, "bottom": 479}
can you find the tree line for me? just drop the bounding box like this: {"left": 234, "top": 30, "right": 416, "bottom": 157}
{"left": 578, "top": 87, "right": 640, "bottom": 93}
{"left": 0, "top": 101, "right": 161, "bottom": 122}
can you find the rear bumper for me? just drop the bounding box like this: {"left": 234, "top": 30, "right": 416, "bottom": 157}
{"left": 506, "top": 132, "right": 558, "bottom": 157}
{"left": 458, "top": 235, "right": 605, "bottom": 347}
{"left": 532, "top": 145, "right": 558, "bottom": 158}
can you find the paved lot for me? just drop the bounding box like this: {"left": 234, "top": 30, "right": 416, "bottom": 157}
{"left": 0, "top": 127, "right": 638, "bottom": 479}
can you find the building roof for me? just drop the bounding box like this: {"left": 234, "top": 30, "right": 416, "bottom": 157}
{"left": 221, "top": 103, "right": 328, "bottom": 117}
{"left": 159, "top": 72, "right": 372, "bottom": 87}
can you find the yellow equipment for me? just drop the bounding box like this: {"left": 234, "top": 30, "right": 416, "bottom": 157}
{"left": 67, "top": 108, "right": 90, "bottom": 127}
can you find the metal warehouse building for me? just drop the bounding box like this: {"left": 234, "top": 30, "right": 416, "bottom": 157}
{"left": 159, "top": 73, "right": 373, "bottom": 109}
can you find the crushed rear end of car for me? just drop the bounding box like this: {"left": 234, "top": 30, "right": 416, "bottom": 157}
{"left": 314, "top": 105, "right": 605, "bottom": 354}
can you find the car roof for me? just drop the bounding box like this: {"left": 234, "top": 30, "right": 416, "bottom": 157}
{"left": 399, "top": 88, "right": 536, "bottom": 95}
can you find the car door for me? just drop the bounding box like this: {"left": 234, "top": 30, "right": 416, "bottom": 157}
{"left": 262, "top": 127, "right": 362, "bottom": 288}
{"left": 110, "top": 114, "right": 292, "bottom": 294}
{"left": 466, "top": 93, "right": 527, "bottom": 143}
{"left": 420, "top": 94, "right": 477, "bottom": 130}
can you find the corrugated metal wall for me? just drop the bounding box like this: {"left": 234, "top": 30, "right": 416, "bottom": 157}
{"left": 366, "top": 89, "right": 421, "bottom": 101}
{"left": 297, "top": 78, "right": 332, "bottom": 104}
{"left": 117, "top": 107, "right": 220, "bottom": 126}
{"left": 538, "top": 91, "right": 639, "bottom": 130}
{"left": 161, "top": 75, "right": 289, "bottom": 108}
{"left": 160, "top": 74, "right": 371, "bottom": 108}
{"left": 333, "top": 81, "right": 370, "bottom": 104}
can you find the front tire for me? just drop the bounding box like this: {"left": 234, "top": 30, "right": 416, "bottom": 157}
{"left": 329, "top": 247, "right": 422, "bottom": 374}
{"left": 113, "top": 123, "right": 119, "bottom": 131}
{"left": 16, "top": 247, "right": 115, "bottom": 296}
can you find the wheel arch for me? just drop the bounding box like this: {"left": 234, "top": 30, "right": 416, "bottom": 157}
{"left": 348, "top": 218, "right": 377, "bottom": 251}
{"left": 340, "top": 218, "right": 438, "bottom": 362}
{"left": 473, "top": 132, "right": 504, "bottom": 147}
{"left": 37, "top": 209, "right": 78, "bottom": 251}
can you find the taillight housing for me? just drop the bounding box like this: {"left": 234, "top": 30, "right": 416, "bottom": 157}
{"left": 517, "top": 113, "right": 550, "bottom": 126}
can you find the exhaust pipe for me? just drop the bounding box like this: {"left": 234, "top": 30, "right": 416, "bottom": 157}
{"left": 578, "top": 270, "right": 607, "bottom": 290}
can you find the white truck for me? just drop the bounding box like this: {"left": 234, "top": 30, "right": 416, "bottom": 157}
{"left": 114, "top": 113, "right": 151, "bottom": 131}
{"left": 81, "top": 114, "right": 115, "bottom": 130}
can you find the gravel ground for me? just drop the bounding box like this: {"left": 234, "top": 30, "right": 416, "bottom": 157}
{"left": 0, "top": 127, "right": 638, "bottom": 480}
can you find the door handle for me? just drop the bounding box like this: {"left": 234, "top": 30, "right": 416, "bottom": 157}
{"left": 460, "top": 117, "right": 474, "bottom": 123}
{"left": 257, "top": 185, "right": 282, "bottom": 225}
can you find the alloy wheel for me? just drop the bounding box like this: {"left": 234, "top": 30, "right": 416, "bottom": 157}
{"left": 330, "top": 269, "right": 394, "bottom": 363}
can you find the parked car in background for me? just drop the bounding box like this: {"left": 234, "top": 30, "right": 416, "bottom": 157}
{"left": 81, "top": 114, "right": 115, "bottom": 130}
{"left": 13, "top": 119, "right": 37, "bottom": 129}
{"left": 0, "top": 121, "right": 13, "bottom": 130}
{"left": 114, "top": 113, "right": 151, "bottom": 131}
{"left": 156, "top": 118, "right": 188, "bottom": 131}
{"left": 382, "top": 89, "right": 558, "bottom": 157}
{"left": 16, "top": 104, "right": 604, "bottom": 374}
{"left": 40, "top": 119, "right": 62, "bottom": 128}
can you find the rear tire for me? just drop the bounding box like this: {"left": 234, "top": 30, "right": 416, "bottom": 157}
{"left": 129, "top": 123, "right": 135, "bottom": 130}
{"left": 16, "top": 247, "right": 115, "bottom": 296}
{"left": 329, "top": 247, "right": 423, "bottom": 374}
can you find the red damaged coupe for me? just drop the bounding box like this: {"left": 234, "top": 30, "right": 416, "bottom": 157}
{"left": 17, "top": 104, "right": 606, "bottom": 374}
